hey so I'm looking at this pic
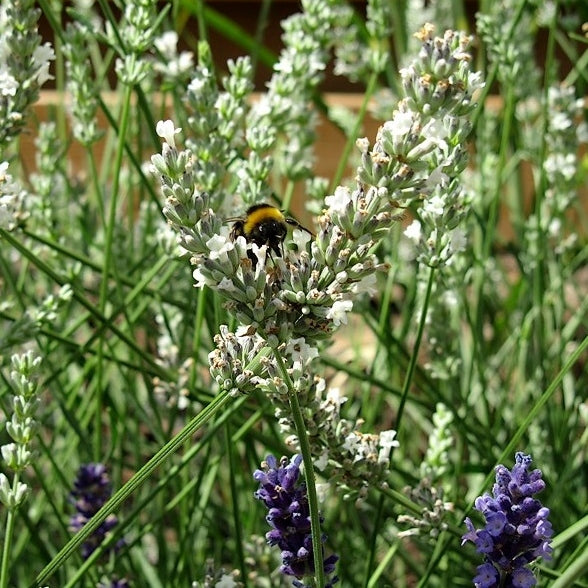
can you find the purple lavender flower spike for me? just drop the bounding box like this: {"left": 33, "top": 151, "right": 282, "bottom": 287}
{"left": 253, "top": 455, "right": 339, "bottom": 587}
{"left": 462, "top": 453, "right": 553, "bottom": 587}
{"left": 69, "top": 463, "right": 125, "bottom": 560}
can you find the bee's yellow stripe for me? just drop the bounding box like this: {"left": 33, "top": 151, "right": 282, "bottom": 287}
{"left": 243, "top": 206, "right": 285, "bottom": 235}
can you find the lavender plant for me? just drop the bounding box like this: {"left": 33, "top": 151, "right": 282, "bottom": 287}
{"left": 253, "top": 455, "right": 339, "bottom": 587}
{"left": 397, "top": 403, "right": 454, "bottom": 539}
{"left": 0, "top": 352, "right": 42, "bottom": 588}
{"left": 0, "top": 0, "right": 586, "bottom": 586}
{"left": 0, "top": 0, "right": 54, "bottom": 153}
{"left": 0, "top": 352, "right": 42, "bottom": 510}
{"left": 62, "top": 23, "right": 101, "bottom": 147}
{"left": 149, "top": 23, "right": 484, "bottom": 588}
{"left": 462, "top": 453, "right": 553, "bottom": 587}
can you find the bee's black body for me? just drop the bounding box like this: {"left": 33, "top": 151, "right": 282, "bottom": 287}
{"left": 229, "top": 203, "right": 311, "bottom": 258}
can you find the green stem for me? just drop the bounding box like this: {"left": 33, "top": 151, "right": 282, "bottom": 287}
{"left": 272, "top": 350, "right": 325, "bottom": 588}
{"left": 225, "top": 422, "right": 248, "bottom": 587}
{"left": 281, "top": 180, "right": 295, "bottom": 213}
{"left": 94, "top": 82, "right": 134, "bottom": 461}
{"left": 0, "top": 476, "right": 19, "bottom": 588}
{"left": 481, "top": 81, "right": 516, "bottom": 262}
{"left": 87, "top": 143, "right": 106, "bottom": 226}
{"left": 364, "top": 265, "right": 435, "bottom": 586}
{"left": 330, "top": 71, "right": 379, "bottom": 194}
{"left": 471, "top": 80, "right": 516, "bottom": 424}
{"left": 363, "top": 494, "right": 385, "bottom": 588}
{"left": 531, "top": 7, "right": 559, "bottom": 389}
{"left": 250, "top": 0, "right": 272, "bottom": 76}
{"left": 396, "top": 265, "right": 436, "bottom": 430}
{"left": 550, "top": 546, "right": 588, "bottom": 588}
{"left": 388, "top": 0, "right": 406, "bottom": 60}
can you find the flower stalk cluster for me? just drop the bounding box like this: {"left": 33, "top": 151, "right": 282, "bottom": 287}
{"left": 384, "top": 26, "right": 484, "bottom": 387}
{"left": 108, "top": 0, "right": 158, "bottom": 85}
{"left": 152, "top": 306, "right": 197, "bottom": 410}
{"left": 419, "top": 402, "right": 454, "bottom": 482}
{"left": 247, "top": 0, "right": 343, "bottom": 184}
{"left": 0, "top": 284, "right": 73, "bottom": 351}
{"left": 28, "top": 122, "right": 68, "bottom": 234}
{"left": 0, "top": 351, "right": 42, "bottom": 510}
{"left": 394, "top": 25, "right": 484, "bottom": 267}
{"left": 0, "top": 161, "right": 27, "bottom": 231}
{"left": 515, "top": 83, "right": 588, "bottom": 273}
{"left": 154, "top": 24, "right": 483, "bottom": 343}
{"left": 153, "top": 24, "right": 482, "bottom": 498}
{"left": 397, "top": 403, "right": 454, "bottom": 538}
{"left": 462, "top": 452, "right": 553, "bottom": 587}
{"left": 153, "top": 31, "right": 194, "bottom": 88}
{"left": 538, "top": 84, "right": 587, "bottom": 251}
{"left": 0, "top": 352, "right": 43, "bottom": 588}
{"left": 397, "top": 480, "right": 454, "bottom": 539}
{"left": 330, "top": 4, "right": 371, "bottom": 83}
{"left": 62, "top": 22, "right": 101, "bottom": 146}
{"left": 276, "top": 378, "right": 399, "bottom": 499}
{"left": 0, "top": 0, "right": 54, "bottom": 154}
{"left": 208, "top": 328, "right": 398, "bottom": 498}
{"left": 69, "top": 463, "right": 125, "bottom": 560}
{"left": 476, "top": 0, "right": 540, "bottom": 99}
{"left": 154, "top": 135, "right": 383, "bottom": 345}
{"left": 253, "top": 455, "right": 339, "bottom": 587}
{"left": 330, "top": 0, "right": 399, "bottom": 86}
{"left": 189, "top": 43, "right": 253, "bottom": 193}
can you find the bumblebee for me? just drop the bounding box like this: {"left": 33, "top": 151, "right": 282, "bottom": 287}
{"left": 229, "top": 203, "right": 313, "bottom": 258}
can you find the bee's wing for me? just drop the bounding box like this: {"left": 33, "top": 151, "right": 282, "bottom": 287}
{"left": 229, "top": 218, "right": 245, "bottom": 241}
